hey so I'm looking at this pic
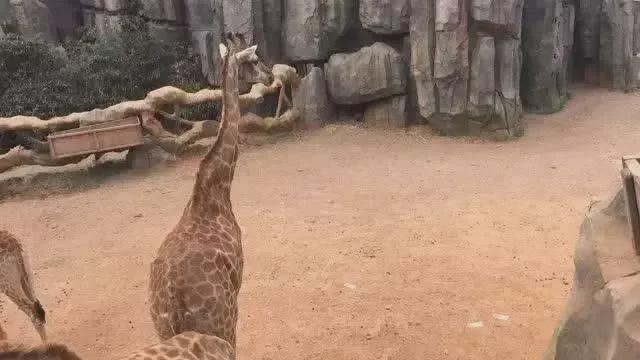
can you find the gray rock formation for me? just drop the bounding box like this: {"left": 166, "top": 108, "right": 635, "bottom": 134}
{"left": 326, "top": 42, "right": 407, "bottom": 105}
{"left": 363, "top": 95, "right": 408, "bottom": 128}
{"left": 434, "top": 0, "right": 469, "bottom": 117}
{"left": 185, "top": 0, "right": 223, "bottom": 85}
{"left": 359, "top": 0, "right": 410, "bottom": 34}
{"left": 255, "top": 0, "right": 283, "bottom": 62}
{"left": 577, "top": 0, "right": 602, "bottom": 74}
{"left": 282, "top": 0, "right": 357, "bottom": 61}
{"left": 293, "top": 67, "right": 336, "bottom": 128}
{"left": 409, "top": 0, "right": 436, "bottom": 119}
{"left": 5, "top": 0, "right": 640, "bottom": 137}
{"left": 409, "top": 0, "right": 523, "bottom": 135}
{"left": 223, "top": 0, "right": 252, "bottom": 41}
{"left": 545, "top": 189, "right": 640, "bottom": 360}
{"left": 600, "top": 0, "right": 635, "bottom": 91}
{"left": 468, "top": 36, "right": 495, "bottom": 118}
{"left": 522, "top": 0, "right": 574, "bottom": 113}
{"left": 142, "top": 0, "right": 184, "bottom": 22}
{"left": 471, "top": 0, "right": 523, "bottom": 36}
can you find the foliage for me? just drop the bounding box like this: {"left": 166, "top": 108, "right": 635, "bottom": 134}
{"left": 0, "top": 18, "right": 215, "bottom": 121}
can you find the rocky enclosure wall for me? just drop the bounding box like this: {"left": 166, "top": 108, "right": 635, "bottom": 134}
{"left": 2, "top": 0, "right": 639, "bottom": 137}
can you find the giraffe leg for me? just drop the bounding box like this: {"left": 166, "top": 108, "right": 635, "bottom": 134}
{"left": 0, "top": 322, "right": 6, "bottom": 341}
{"left": 275, "top": 85, "right": 286, "bottom": 119}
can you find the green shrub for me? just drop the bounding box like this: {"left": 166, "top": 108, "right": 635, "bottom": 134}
{"left": 0, "top": 20, "right": 214, "bottom": 120}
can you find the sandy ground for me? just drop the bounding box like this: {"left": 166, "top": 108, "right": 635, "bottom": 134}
{"left": 1, "top": 86, "right": 640, "bottom": 360}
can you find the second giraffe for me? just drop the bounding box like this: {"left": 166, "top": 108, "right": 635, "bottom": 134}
{"left": 148, "top": 33, "right": 272, "bottom": 347}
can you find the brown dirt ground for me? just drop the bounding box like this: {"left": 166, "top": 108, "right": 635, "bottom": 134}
{"left": 1, "top": 86, "right": 640, "bottom": 360}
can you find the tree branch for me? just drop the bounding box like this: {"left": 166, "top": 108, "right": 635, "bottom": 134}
{"left": 0, "top": 64, "right": 299, "bottom": 132}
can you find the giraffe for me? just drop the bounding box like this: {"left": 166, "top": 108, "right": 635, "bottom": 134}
{"left": 148, "top": 33, "right": 271, "bottom": 346}
{"left": 0, "top": 230, "right": 46, "bottom": 343}
{"left": 0, "top": 332, "right": 233, "bottom": 360}
{"left": 121, "top": 332, "right": 233, "bottom": 360}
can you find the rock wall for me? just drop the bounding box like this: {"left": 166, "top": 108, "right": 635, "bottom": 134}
{"left": 3, "top": 0, "right": 640, "bottom": 136}
{"left": 544, "top": 189, "right": 640, "bottom": 360}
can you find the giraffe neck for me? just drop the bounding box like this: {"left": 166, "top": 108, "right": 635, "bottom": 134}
{"left": 190, "top": 52, "right": 241, "bottom": 212}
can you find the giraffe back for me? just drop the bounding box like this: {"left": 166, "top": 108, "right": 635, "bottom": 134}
{"left": 121, "top": 332, "right": 234, "bottom": 360}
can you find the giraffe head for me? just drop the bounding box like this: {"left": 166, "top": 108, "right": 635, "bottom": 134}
{"left": 222, "top": 32, "right": 273, "bottom": 88}
{"left": 0, "top": 343, "right": 82, "bottom": 360}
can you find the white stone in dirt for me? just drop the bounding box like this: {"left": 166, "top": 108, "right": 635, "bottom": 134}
{"left": 363, "top": 95, "right": 408, "bottom": 128}
{"left": 283, "top": 0, "right": 357, "bottom": 61}
{"left": 326, "top": 42, "right": 407, "bottom": 105}
{"left": 293, "top": 67, "right": 336, "bottom": 128}
{"left": 359, "top": 0, "right": 410, "bottom": 34}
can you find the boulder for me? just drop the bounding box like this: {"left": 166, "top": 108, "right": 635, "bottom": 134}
{"left": 282, "top": 0, "right": 357, "bottom": 61}
{"left": 148, "top": 22, "right": 187, "bottom": 43}
{"left": 251, "top": 0, "right": 283, "bottom": 63}
{"left": 577, "top": 0, "right": 603, "bottom": 63}
{"left": 326, "top": 42, "right": 407, "bottom": 105}
{"left": 545, "top": 189, "right": 640, "bottom": 360}
{"left": 292, "top": 67, "right": 336, "bottom": 128}
{"left": 141, "top": 0, "right": 185, "bottom": 23}
{"left": 184, "top": 0, "right": 223, "bottom": 85}
{"left": 104, "top": 0, "right": 128, "bottom": 11}
{"left": 495, "top": 38, "right": 524, "bottom": 136}
{"left": 359, "top": 0, "right": 410, "bottom": 34}
{"left": 261, "top": 0, "right": 283, "bottom": 62}
{"left": 600, "top": 0, "right": 635, "bottom": 91}
{"left": 435, "top": 0, "right": 460, "bottom": 31}
{"left": 471, "top": 0, "right": 524, "bottom": 36}
{"left": 468, "top": 35, "right": 495, "bottom": 118}
{"left": 223, "top": 0, "right": 254, "bottom": 43}
{"left": 363, "top": 95, "right": 408, "bottom": 128}
{"left": 337, "top": 109, "right": 364, "bottom": 123}
{"left": 126, "top": 145, "right": 174, "bottom": 169}
{"left": 521, "top": 0, "right": 573, "bottom": 113}
{"left": 10, "top": 0, "right": 55, "bottom": 41}
{"left": 409, "top": 0, "right": 437, "bottom": 119}
{"left": 434, "top": 0, "right": 469, "bottom": 116}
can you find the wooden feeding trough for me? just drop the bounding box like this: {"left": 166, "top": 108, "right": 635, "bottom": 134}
{"left": 48, "top": 117, "right": 145, "bottom": 159}
{"left": 621, "top": 155, "right": 640, "bottom": 255}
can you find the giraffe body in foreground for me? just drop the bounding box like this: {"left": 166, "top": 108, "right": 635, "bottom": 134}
{"left": 148, "top": 34, "right": 271, "bottom": 346}
{"left": 0, "top": 331, "right": 232, "bottom": 360}
{"left": 0, "top": 230, "right": 46, "bottom": 342}
{"left": 121, "top": 331, "right": 233, "bottom": 360}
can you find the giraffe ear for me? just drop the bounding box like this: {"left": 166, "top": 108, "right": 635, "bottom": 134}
{"left": 237, "top": 45, "right": 258, "bottom": 62}
{"left": 219, "top": 44, "right": 229, "bottom": 59}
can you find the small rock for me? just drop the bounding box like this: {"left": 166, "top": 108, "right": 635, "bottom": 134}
{"left": 467, "top": 321, "right": 484, "bottom": 328}
{"left": 344, "top": 282, "right": 357, "bottom": 290}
